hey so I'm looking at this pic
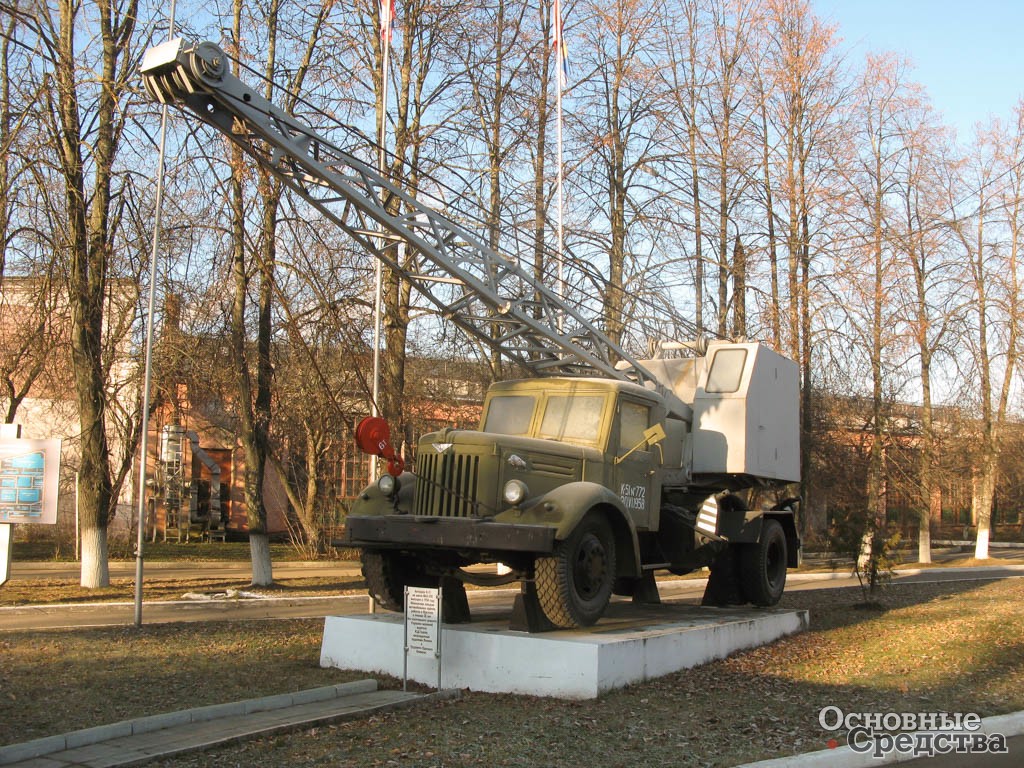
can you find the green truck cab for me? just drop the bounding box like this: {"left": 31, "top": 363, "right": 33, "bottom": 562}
{"left": 345, "top": 341, "right": 802, "bottom": 630}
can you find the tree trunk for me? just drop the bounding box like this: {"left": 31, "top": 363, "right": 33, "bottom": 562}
{"left": 79, "top": 525, "right": 109, "bottom": 588}
{"left": 973, "top": 450, "right": 995, "bottom": 559}
{"left": 228, "top": 0, "right": 273, "bottom": 586}
{"left": 50, "top": 0, "right": 137, "bottom": 587}
{"left": 250, "top": 533, "right": 273, "bottom": 585}
{"left": 732, "top": 235, "right": 746, "bottom": 337}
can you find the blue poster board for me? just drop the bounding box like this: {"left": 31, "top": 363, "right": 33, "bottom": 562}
{"left": 0, "top": 440, "right": 60, "bottom": 525}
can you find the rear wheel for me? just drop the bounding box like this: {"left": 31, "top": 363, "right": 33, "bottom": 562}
{"left": 361, "top": 550, "right": 436, "bottom": 611}
{"left": 536, "top": 512, "right": 616, "bottom": 628}
{"left": 740, "top": 519, "right": 787, "bottom": 606}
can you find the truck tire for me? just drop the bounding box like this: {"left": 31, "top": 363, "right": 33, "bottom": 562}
{"left": 535, "top": 511, "right": 616, "bottom": 628}
{"left": 361, "top": 550, "right": 435, "bottom": 611}
{"left": 740, "top": 519, "right": 787, "bottom": 606}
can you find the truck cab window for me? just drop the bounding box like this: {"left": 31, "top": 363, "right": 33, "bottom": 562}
{"left": 482, "top": 395, "right": 536, "bottom": 435}
{"left": 538, "top": 395, "right": 605, "bottom": 446}
{"left": 618, "top": 401, "right": 651, "bottom": 453}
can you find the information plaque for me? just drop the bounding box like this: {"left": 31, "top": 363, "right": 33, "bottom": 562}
{"left": 403, "top": 586, "right": 442, "bottom": 690}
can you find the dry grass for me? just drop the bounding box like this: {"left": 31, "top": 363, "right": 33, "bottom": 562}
{"left": 2, "top": 577, "right": 1022, "bottom": 767}
{"left": 0, "top": 619, "right": 369, "bottom": 747}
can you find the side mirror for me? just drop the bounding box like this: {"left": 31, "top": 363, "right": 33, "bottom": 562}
{"left": 355, "top": 416, "right": 405, "bottom": 476}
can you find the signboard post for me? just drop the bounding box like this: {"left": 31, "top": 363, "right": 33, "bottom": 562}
{"left": 403, "top": 585, "right": 443, "bottom": 692}
{"left": 0, "top": 429, "right": 62, "bottom": 587}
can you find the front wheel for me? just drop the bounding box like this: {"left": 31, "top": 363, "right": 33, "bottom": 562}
{"left": 739, "top": 519, "right": 788, "bottom": 606}
{"left": 536, "top": 512, "right": 617, "bottom": 628}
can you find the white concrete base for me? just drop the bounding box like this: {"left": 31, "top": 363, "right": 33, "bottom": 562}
{"left": 321, "top": 602, "right": 809, "bottom": 699}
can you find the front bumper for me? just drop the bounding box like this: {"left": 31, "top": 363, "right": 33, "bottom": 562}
{"left": 343, "top": 515, "right": 556, "bottom": 553}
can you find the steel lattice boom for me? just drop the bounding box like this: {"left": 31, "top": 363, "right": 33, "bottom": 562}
{"left": 141, "top": 38, "right": 687, "bottom": 410}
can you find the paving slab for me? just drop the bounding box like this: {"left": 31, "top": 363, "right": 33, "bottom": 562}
{"left": 0, "top": 682, "right": 448, "bottom": 768}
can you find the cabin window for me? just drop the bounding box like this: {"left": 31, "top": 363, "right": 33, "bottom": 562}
{"left": 618, "top": 401, "right": 651, "bottom": 452}
{"left": 538, "top": 395, "right": 605, "bottom": 445}
{"left": 706, "top": 348, "right": 747, "bottom": 394}
{"left": 483, "top": 395, "right": 536, "bottom": 435}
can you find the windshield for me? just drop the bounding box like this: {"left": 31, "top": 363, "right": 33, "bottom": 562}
{"left": 537, "top": 395, "right": 606, "bottom": 446}
{"left": 482, "top": 395, "right": 536, "bottom": 435}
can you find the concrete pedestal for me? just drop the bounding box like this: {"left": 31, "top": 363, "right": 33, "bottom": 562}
{"left": 320, "top": 601, "right": 808, "bottom": 699}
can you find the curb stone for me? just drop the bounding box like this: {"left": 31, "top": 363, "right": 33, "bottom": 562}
{"left": 732, "top": 710, "right": 1024, "bottom": 767}
{"left": 0, "top": 679, "right": 379, "bottom": 765}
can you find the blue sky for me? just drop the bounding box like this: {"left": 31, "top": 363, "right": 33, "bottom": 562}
{"left": 813, "top": 0, "right": 1024, "bottom": 140}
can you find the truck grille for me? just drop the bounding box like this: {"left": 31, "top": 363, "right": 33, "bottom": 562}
{"left": 415, "top": 450, "right": 481, "bottom": 518}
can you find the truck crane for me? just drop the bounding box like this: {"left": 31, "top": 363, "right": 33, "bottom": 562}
{"left": 141, "top": 38, "right": 801, "bottom": 631}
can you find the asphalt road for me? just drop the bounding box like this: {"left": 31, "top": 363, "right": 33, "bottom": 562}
{"left": 2, "top": 560, "right": 1023, "bottom": 632}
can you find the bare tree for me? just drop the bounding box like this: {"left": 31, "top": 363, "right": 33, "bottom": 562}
{"left": 659, "top": 0, "right": 711, "bottom": 332}
{"left": 451, "top": 0, "right": 534, "bottom": 380}
{"left": 698, "top": 0, "right": 761, "bottom": 337}
{"left": 890, "top": 110, "right": 961, "bottom": 563}
{"left": 572, "top": 0, "right": 668, "bottom": 350}
{"left": 224, "top": 0, "right": 332, "bottom": 585}
{"left": 7, "top": 0, "right": 141, "bottom": 586}
{"left": 753, "top": 0, "right": 845, "bottom": 532}
{"left": 952, "top": 116, "right": 1024, "bottom": 559}
{"left": 839, "top": 53, "right": 923, "bottom": 551}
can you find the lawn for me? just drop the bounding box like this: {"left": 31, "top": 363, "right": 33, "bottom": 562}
{"left": 2, "top": 576, "right": 1022, "bottom": 767}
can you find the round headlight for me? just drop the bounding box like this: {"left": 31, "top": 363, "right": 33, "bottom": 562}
{"left": 503, "top": 479, "right": 528, "bottom": 506}
{"left": 377, "top": 474, "right": 399, "bottom": 497}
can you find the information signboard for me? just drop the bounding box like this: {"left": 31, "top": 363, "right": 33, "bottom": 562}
{"left": 0, "top": 438, "right": 61, "bottom": 525}
{"left": 0, "top": 442, "right": 61, "bottom": 528}
{"left": 405, "top": 586, "right": 441, "bottom": 657}
{"left": 403, "top": 586, "right": 442, "bottom": 690}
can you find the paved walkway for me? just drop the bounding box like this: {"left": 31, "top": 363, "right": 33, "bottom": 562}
{"left": 0, "top": 680, "right": 452, "bottom": 768}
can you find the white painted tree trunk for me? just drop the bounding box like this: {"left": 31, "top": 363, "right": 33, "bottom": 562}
{"left": 857, "top": 529, "right": 872, "bottom": 569}
{"left": 973, "top": 463, "right": 994, "bottom": 560}
{"left": 918, "top": 523, "right": 932, "bottom": 564}
{"left": 250, "top": 533, "right": 273, "bottom": 586}
{"left": 975, "top": 525, "right": 991, "bottom": 560}
{"left": 80, "top": 526, "right": 110, "bottom": 588}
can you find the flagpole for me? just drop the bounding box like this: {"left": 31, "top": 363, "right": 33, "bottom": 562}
{"left": 556, "top": 45, "right": 564, "bottom": 327}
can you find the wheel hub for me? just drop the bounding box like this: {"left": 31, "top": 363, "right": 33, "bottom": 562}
{"left": 573, "top": 534, "right": 607, "bottom": 599}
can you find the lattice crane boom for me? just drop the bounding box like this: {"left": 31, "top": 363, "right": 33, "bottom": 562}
{"left": 141, "top": 38, "right": 690, "bottom": 413}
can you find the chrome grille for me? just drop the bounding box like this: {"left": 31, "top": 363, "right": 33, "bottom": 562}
{"left": 415, "top": 449, "right": 481, "bottom": 517}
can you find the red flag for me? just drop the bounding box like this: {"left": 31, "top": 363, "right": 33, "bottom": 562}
{"left": 550, "top": 0, "right": 569, "bottom": 85}
{"left": 380, "top": 0, "right": 396, "bottom": 42}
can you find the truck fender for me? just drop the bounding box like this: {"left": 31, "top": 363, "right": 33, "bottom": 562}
{"left": 532, "top": 482, "right": 641, "bottom": 578}
{"left": 349, "top": 471, "right": 418, "bottom": 516}
{"left": 765, "top": 507, "right": 801, "bottom": 568}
